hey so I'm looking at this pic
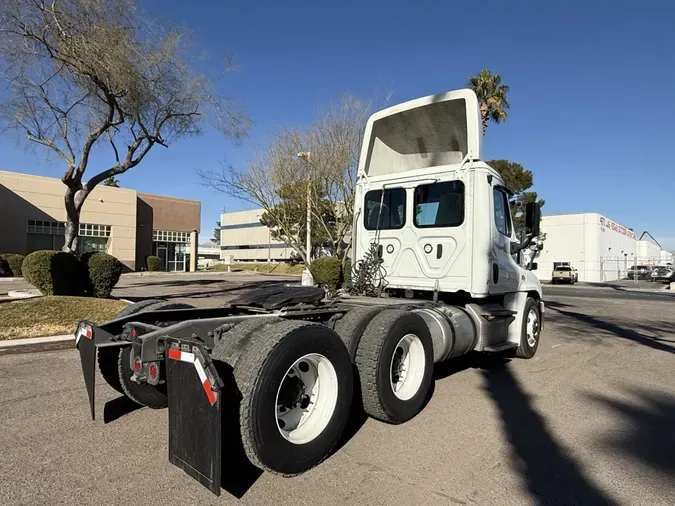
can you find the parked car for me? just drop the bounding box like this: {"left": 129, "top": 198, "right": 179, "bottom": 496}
{"left": 626, "top": 265, "right": 652, "bottom": 280}
{"left": 552, "top": 265, "right": 576, "bottom": 284}
{"left": 651, "top": 265, "right": 675, "bottom": 282}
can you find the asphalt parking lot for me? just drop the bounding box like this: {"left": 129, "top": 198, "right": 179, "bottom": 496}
{"left": 1, "top": 282, "right": 674, "bottom": 505}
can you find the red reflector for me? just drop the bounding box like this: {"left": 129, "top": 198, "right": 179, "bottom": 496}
{"left": 85, "top": 327, "right": 92, "bottom": 339}
{"left": 133, "top": 358, "right": 142, "bottom": 373}
{"left": 149, "top": 363, "right": 158, "bottom": 380}
{"left": 202, "top": 378, "right": 217, "bottom": 406}
{"left": 130, "top": 329, "right": 137, "bottom": 338}
{"left": 168, "top": 348, "right": 181, "bottom": 361}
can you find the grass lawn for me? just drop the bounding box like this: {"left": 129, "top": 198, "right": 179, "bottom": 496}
{"left": 207, "top": 262, "right": 304, "bottom": 275}
{"left": 0, "top": 296, "right": 128, "bottom": 340}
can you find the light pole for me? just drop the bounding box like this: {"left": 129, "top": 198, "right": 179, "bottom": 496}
{"left": 297, "top": 151, "right": 313, "bottom": 285}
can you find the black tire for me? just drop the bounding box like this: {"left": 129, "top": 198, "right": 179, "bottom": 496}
{"left": 98, "top": 347, "right": 124, "bottom": 395}
{"left": 97, "top": 299, "right": 166, "bottom": 394}
{"left": 515, "top": 297, "right": 541, "bottom": 359}
{"left": 114, "top": 300, "right": 195, "bottom": 408}
{"left": 334, "top": 306, "right": 386, "bottom": 360}
{"left": 115, "top": 299, "right": 166, "bottom": 318}
{"left": 355, "top": 310, "right": 433, "bottom": 424}
{"left": 211, "top": 318, "right": 280, "bottom": 365}
{"left": 233, "top": 320, "right": 353, "bottom": 475}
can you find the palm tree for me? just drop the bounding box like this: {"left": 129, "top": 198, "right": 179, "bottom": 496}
{"left": 103, "top": 176, "right": 120, "bottom": 187}
{"left": 468, "top": 69, "right": 510, "bottom": 136}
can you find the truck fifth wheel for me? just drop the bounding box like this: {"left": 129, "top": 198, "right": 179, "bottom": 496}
{"left": 75, "top": 88, "right": 545, "bottom": 496}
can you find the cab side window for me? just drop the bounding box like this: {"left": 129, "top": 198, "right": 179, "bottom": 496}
{"left": 493, "top": 187, "right": 512, "bottom": 237}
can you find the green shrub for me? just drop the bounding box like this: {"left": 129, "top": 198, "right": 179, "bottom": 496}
{"left": 0, "top": 256, "right": 10, "bottom": 277}
{"left": 23, "top": 250, "right": 83, "bottom": 295}
{"left": 5, "top": 253, "right": 25, "bottom": 277}
{"left": 85, "top": 252, "right": 123, "bottom": 298}
{"left": 147, "top": 255, "right": 161, "bottom": 271}
{"left": 310, "top": 256, "right": 342, "bottom": 292}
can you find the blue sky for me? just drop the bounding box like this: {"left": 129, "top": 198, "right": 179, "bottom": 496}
{"left": 2, "top": 0, "right": 674, "bottom": 248}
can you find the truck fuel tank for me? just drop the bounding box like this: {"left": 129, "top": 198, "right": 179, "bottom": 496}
{"left": 413, "top": 306, "right": 477, "bottom": 363}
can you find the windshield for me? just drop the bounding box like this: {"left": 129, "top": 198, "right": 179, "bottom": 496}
{"left": 556, "top": 266, "right": 572, "bottom": 271}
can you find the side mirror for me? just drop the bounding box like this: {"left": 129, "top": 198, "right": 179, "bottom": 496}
{"left": 530, "top": 262, "right": 538, "bottom": 271}
{"left": 525, "top": 202, "right": 541, "bottom": 236}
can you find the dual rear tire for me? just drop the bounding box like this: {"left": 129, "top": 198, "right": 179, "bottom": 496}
{"left": 215, "top": 309, "right": 435, "bottom": 476}
{"left": 353, "top": 310, "right": 434, "bottom": 424}
{"left": 213, "top": 319, "right": 354, "bottom": 476}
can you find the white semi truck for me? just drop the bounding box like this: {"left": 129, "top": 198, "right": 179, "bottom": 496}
{"left": 75, "top": 88, "right": 544, "bottom": 495}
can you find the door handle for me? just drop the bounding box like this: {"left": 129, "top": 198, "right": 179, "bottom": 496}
{"left": 377, "top": 244, "right": 383, "bottom": 259}
{"left": 436, "top": 244, "right": 443, "bottom": 259}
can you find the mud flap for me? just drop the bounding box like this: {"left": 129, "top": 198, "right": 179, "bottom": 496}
{"left": 166, "top": 346, "right": 223, "bottom": 496}
{"left": 75, "top": 324, "right": 97, "bottom": 420}
{"left": 76, "top": 322, "right": 129, "bottom": 421}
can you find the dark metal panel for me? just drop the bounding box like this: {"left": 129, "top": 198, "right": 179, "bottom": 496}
{"left": 76, "top": 326, "right": 97, "bottom": 421}
{"left": 166, "top": 354, "right": 222, "bottom": 495}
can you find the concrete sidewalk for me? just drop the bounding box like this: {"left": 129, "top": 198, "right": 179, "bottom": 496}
{"left": 0, "top": 334, "right": 73, "bottom": 355}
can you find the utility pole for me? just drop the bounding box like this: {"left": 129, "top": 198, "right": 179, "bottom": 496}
{"left": 297, "top": 151, "right": 313, "bottom": 285}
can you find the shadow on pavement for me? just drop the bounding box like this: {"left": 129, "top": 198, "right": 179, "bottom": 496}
{"left": 586, "top": 388, "right": 675, "bottom": 478}
{"left": 482, "top": 361, "right": 619, "bottom": 506}
{"left": 103, "top": 396, "right": 142, "bottom": 423}
{"left": 123, "top": 278, "right": 227, "bottom": 289}
{"left": 547, "top": 305, "right": 675, "bottom": 355}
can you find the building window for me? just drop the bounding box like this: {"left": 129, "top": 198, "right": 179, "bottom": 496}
{"left": 153, "top": 230, "right": 189, "bottom": 243}
{"left": 26, "top": 220, "right": 111, "bottom": 254}
{"left": 152, "top": 230, "right": 190, "bottom": 271}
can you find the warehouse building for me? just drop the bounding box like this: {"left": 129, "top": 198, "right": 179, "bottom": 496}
{"left": 535, "top": 213, "right": 672, "bottom": 283}
{"left": 0, "top": 170, "right": 201, "bottom": 271}
{"left": 220, "top": 209, "right": 294, "bottom": 262}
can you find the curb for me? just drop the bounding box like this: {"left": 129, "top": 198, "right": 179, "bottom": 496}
{"left": 0, "top": 334, "right": 74, "bottom": 355}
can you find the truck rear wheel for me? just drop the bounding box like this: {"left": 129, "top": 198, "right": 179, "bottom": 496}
{"left": 334, "top": 306, "right": 386, "bottom": 359}
{"left": 355, "top": 310, "right": 433, "bottom": 424}
{"left": 234, "top": 320, "right": 353, "bottom": 475}
{"left": 114, "top": 301, "right": 195, "bottom": 408}
{"left": 515, "top": 297, "right": 541, "bottom": 359}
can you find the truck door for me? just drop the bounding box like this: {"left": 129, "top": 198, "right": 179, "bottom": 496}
{"left": 490, "top": 186, "right": 520, "bottom": 294}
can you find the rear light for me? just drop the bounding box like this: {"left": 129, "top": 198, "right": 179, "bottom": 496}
{"left": 130, "top": 329, "right": 137, "bottom": 338}
{"left": 133, "top": 357, "right": 142, "bottom": 373}
{"left": 149, "top": 363, "right": 158, "bottom": 381}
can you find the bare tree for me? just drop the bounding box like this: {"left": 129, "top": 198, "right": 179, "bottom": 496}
{"left": 201, "top": 129, "right": 313, "bottom": 264}
{"left": 200, "top": 94, "right": 370, "bottom": 266}
{"left": 306, "top": 94, "right": 370, "bottom": 262}
{"left": 0, "top": 0, "right": 249, "bottom": 252}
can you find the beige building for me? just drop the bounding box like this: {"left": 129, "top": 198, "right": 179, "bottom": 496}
{"left": 220, "top": 209, "right": 294, "bottom": 262}
{"left": 0, "top": 170, "right": 201, "bottom": 271}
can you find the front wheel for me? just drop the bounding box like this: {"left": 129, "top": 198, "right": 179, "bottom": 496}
{"left": 515, "top": 298, "right": 541, "bottom": 359}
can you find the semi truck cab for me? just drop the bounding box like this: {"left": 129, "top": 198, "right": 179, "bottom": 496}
{"left": 353, "top": 88, "right": 543, "bottom": 302}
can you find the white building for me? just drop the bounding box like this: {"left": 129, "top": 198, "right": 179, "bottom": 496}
{"left": 220, "top": 209, "right": 294, "bottom": 262}
{"left": 535, "top": 213, "right": 672, "bottom": 283}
